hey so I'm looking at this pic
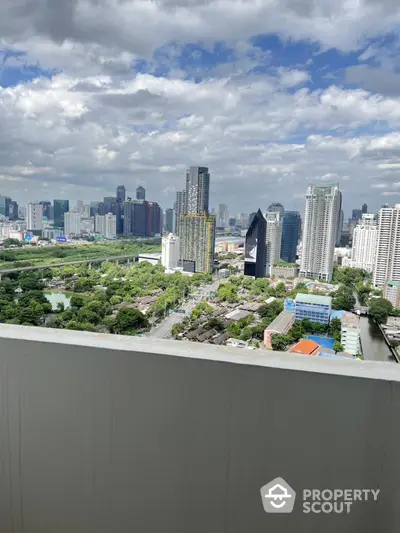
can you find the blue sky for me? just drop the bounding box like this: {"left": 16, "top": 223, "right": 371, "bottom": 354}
{"left": 0, "top": 0, "right": 400, "bottom": 213}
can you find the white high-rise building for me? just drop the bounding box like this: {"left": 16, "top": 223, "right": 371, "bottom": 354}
{"left": 162, "top": 233, "right": 180, "bottom": 270}
{"left": 264, "top": 211, "right": 282, "bottom": 276}
{"left": 26, "top": 203, "right": 43, "bottom": 231}
{"left": 300, "top": 184, "right": 341, "bottom": 281}
{"left": 64, "top": 211, "right": 81, "bottom": 236}
{"left": 373, "top": 205, "right": 400, "bottom": 287}
{"left": 341, "top": 313, "right": 361, "bottom": 356}
{"left": 351, "top": 214, "right": 378, "bottom": 273}
{"left": 95, "top": 213, "right": 116, "bottom": 239}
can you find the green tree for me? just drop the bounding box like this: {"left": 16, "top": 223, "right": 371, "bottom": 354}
{"left": 206, "top": 318, "right": 224, "bottom": 332}
{"left": 258, "top": 300, "right": 283, "bottom": 320}
{"left": 70, "top": 295, "right": 85, "bottom": 309}
{"left": 110, "top": 295, "right": 123, "bottom": 305}
{"left": 332, "top": 286, "right": 356, "bottom": 311}
{"left": 56, "top": 302, "right": 65, "bottom": 313}
{"left": 333, "top": 341, "right": 344, "bottom": 353}
{"left": 3, "top": 238, "right": 22, "bottom": 248}
{"left": 275, "top": 282, "right": 287, "bottom": 297}
{"left": 171, "top": 323, "right": 185, "bottom": 338}
{"left": 271, "top": 333, "right": 292, "bottom": 351}
{"left": 19, "top": 275, "right": 44, "bottom": 292}
{"left": 369, "top": 298, "right": 393, "bottom": 324}
{"left": 113, "top": 308, "right": 149, "bottom": 335}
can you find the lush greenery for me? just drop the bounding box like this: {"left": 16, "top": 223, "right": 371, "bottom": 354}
{"left": 332, "top": 285, "right": 356, "bottom": 311}
{"left": 332, "top": 266, "right": 367, "bottom": 286}
{"left": 0, "top": 240, "right": 161, "bottom": 270}
{"left": 0, "top": 260, "right": 213, "bottom": 336}
{"left": 271, "top": 317, "right": 342, "bottom": 352}
{"left": 369, "top": 298, "right": 393, "bottom": 324}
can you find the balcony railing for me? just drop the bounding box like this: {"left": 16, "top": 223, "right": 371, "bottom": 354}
{"left": 0, "top": 323, "right": 399, "bottom": 532}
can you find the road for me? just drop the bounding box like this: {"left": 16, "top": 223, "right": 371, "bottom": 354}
{"left": 147, "top": 279, "right": 221, "bottom": 339}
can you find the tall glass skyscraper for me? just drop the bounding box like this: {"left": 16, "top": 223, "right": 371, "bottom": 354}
{"left": 281, "top": 211, "right": 301, "bottom": 264}
{"left": 244, "top": 209, "right": 266, "bottom": 278}
{"left": 53, "top": 200, "right": 70, "bottom": 229}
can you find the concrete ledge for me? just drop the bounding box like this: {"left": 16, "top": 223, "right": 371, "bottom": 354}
{"left": 1, "top": 323, "right": 400, "bottom": 382}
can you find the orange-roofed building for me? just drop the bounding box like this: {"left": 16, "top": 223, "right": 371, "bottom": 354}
{"left": 288, "top": 339, "right": 321, "bottom": 356}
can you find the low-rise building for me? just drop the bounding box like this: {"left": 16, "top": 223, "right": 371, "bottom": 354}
{"left": 294, "top": 293, "right": 332, "bottom": 324}
{"left": 288, "top": 339, "right": 321, "bottom": 356}
{"left": 272, "top": 264, "right": 299, "bottom": 279}
{"left": 264, "top": 311, "right": 295, "bottom": 349}
{"left": 341, "top": 312, "right": 361, "bottom": 356}
{"left": 384, "top": 281, "right": 400, "bottom": 309}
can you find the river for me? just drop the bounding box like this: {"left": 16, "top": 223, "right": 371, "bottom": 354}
{"left": 353, "top": 291, "right": 395, "bottom": 363}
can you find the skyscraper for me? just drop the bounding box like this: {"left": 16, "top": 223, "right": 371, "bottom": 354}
{"left": 300, "top": 184, "right": 341, "bottom": 281}
{"left": 265, "top": 211, "right": 283, "bottom": 275}
{"left": 54, "top": 200, "right": 69, "bottom": 229}
{"left": 179, "top": 214, "right": 216, "bottom": 273}
{"left": 373, "top": 205, "right": 400, "bottom": 287}
{"left": 64, "top": 211, "right": 81, "bottom": 236}
{"left": 165, "top": 208, "right": 174, "bottom": 233}
{"left": 281, "top": 211, "right": 301, "bottom": 264}
{"left": 248, "top": 212, "right": 257, "bottom": 226}
{"left": 185, "top": 166, "right": 210, "bottom": 215}
{"left": 352, "top": 209, "right": 362, "bottom": 222}
{"left": 351, "top": 214, "right": 378, "bottom": 273}
{"left": 218, "top": 204, "right": 229, "bottom": 228}
{"left": 9, "top": 201, "right": 19, "bottom": 221}
{"left": 123, "top": 200, "right": 134, "bottom": 236}
{"left": 174, "top": 190, "right": 187, "bottom": 236}
{"left": 244, "top": 209, "right": 266, "bottom": 278}
{"left": 27, "top": 203, "right": 43, "bottom": 231}
{"left": 136, "top": 186, "right": 146, "bottom": 201}
{"left": 0, "top": 196, "right": 11, "bottom": 217}
{"left": 95, "top": 213, "right": 117, "bottom": 239}
{"left": 267, "top": 203, "right": 285, "bottom": 216}
{"left": 336, "top": 210, "right": 344, "bottom": 246}
{"left": 179, "top": 166, "right": 216, "bottom": 273}
{"left": 39, "top": 201, "right": 52, "bottom": 219}
{"left": 146, "top": 202, "right": 162, "bottom": 237}
{"left": 362, "top": 203, "right": 368, "bottom": 214}
{"left": 336, "top": 191, "right": 343, "bottom": 246}
{"left": 117, "top": 185, "right": 126, "bottom": 203}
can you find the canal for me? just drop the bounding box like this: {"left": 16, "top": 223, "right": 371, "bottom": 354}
{"left": 353, "top": 291, "right": 395, "bottom": 363}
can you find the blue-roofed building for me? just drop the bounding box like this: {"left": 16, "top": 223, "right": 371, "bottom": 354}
{"left": 294, "top": 293, "right": 332, "bottom": 324}
{"left": 330, "top": 310, "right": 345, "bottom": 322}
{"left": 284, "top": 298, "right": 295, "bottom": 312}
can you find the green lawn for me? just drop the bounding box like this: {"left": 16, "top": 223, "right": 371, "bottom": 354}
{"left": 0, "top": 240, "right": 161, "bottom": 270}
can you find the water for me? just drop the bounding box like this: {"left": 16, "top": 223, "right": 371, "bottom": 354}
{"left": 45, "top": 292, "right": 71, "bottom": 311}
{"left": 353, "top": 290, "right": 394, "bottom": 362}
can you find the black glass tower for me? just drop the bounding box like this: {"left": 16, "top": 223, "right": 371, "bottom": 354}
{"left": 244, "top": 209, "right": 266, "bottom": 278}
{"left": 281, "top": 211, "right": 301, "bottom": 264}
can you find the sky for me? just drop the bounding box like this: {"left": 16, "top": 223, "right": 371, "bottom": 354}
{"left": 1, "top": 1, "right": 400, "bottom": 216}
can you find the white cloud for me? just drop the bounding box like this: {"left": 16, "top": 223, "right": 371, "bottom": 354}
{"left": 1, "top": 1, "right": 400, "bottom": 212}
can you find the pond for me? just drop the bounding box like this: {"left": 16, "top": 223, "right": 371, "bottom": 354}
{"left": 45, "top": 292, "right": 71, "bottom": 311}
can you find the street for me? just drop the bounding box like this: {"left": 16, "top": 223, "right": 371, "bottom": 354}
{"left": 147, "top": 279, "right": 221, "bottom": 339}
